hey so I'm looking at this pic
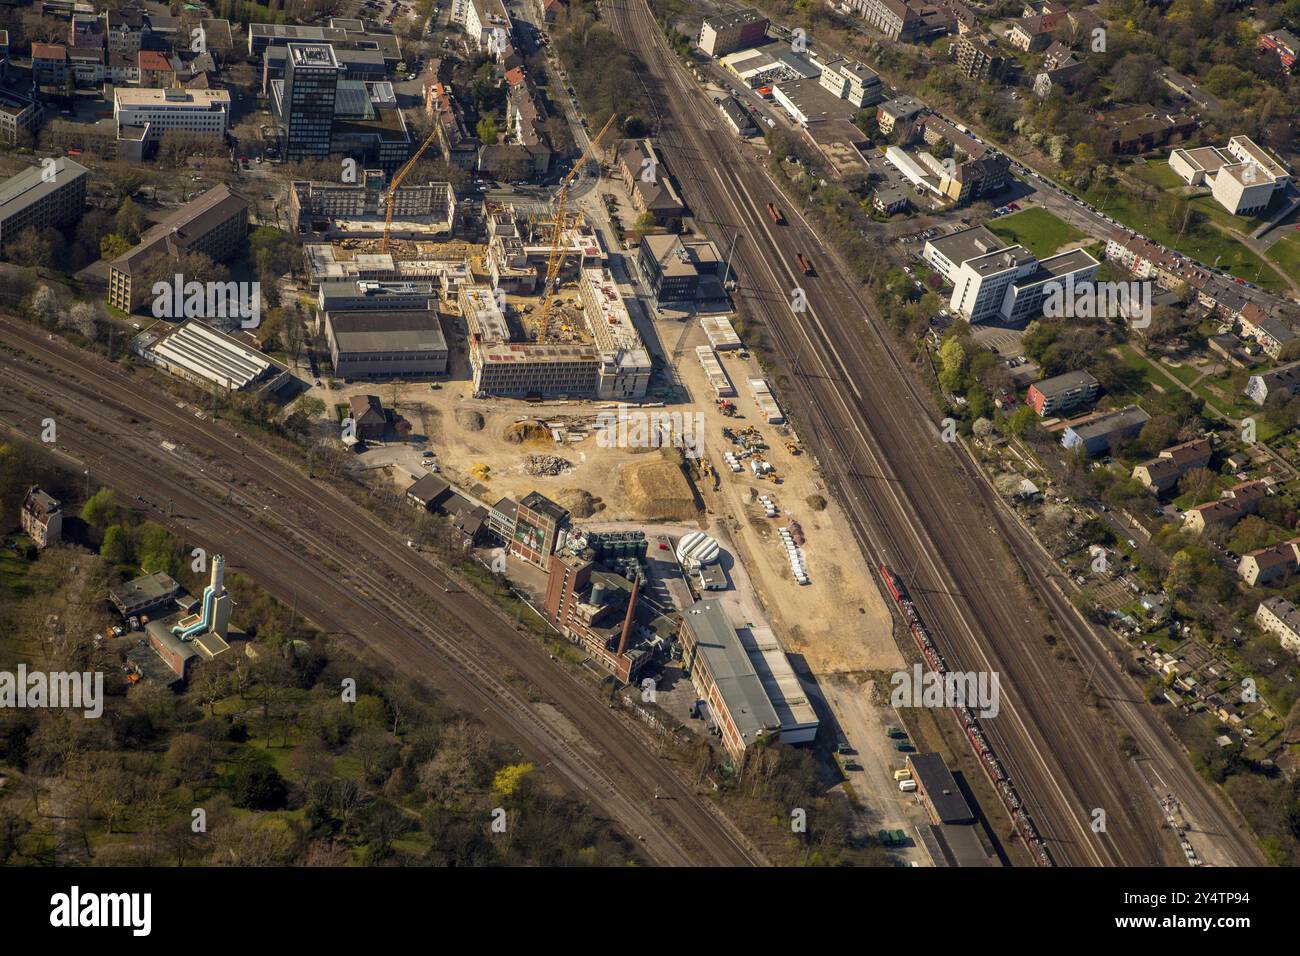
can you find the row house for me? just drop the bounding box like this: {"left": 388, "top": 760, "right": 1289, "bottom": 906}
{"left": 1239, "top": 539, "right": 1300, "bottom": 587}
{"left": 1238, "top": 302, "right": 1298, "bottom": 359}
{"left": 1182, "top": 480, "right": 1267, "bottom": 534}
{"left": 1131, "top": 438, "right": 1213, "bottom": 495}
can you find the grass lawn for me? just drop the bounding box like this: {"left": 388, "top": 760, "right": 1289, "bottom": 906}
{"left": 0, "top": 541, "right": 34, "bottom": 599}
{"left": 1129, "top": 159, "right": 1185, "bottom": 191}
{"left": 1266, "top": 233, "right": 1300, "bottom": 282}
{"left": 1084, "top": 183, "right": 1288, "bottom": 292}
{"left": 1114, "top": 345, "right": 1180, "bottom": 399}
{"left": 988, "top": 207, "right": 1084, "bottom": 257}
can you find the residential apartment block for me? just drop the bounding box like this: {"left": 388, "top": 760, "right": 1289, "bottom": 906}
{"left": 1238, "top": 540, "right": 1300, "bottom": 587}
{"left": 0, "top": 158, "right": 87, "bottom": 254}
{"left": 1131, "top": 438, "right": 1213, "bottom": 495}
{"left": 1026, "top": 370, "right": 1099, "bottom": 417}
{"left": 107, "top": 184, "right": 250, "bottom": 313}
{"left": 1182, "top": 480, "right": 1267, "bottom": 534}
{"left": 20, "top": 486, "right": 63, "bottom": 550}
{"left": 1257, "top": 597, "right": 1300, "bottom": 657}
{"left": 952, "top": 34, "right": 1006, "bottom": 82}
{"left": 1245, "top": 361, "right": 1300, "bottom": 406}
{"left": 1259, "top": 30, "right": 1298, "bottom": 72}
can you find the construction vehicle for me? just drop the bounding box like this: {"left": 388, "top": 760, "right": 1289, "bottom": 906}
{"left": 785, "top": 440, "right": 801, "bottom": 455}
{"left": 534, "top": 114, "right": 618, "bottom": 343}
{"left": 380, "top": 120, "right": 445, "bottom": 254}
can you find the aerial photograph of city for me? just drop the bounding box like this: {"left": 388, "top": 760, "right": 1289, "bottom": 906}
{"left": 0, "top": 0, "right": 1293, "bottom": 936}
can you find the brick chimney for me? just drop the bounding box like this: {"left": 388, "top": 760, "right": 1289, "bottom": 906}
{"left": 616, "top": 575, "right": 639, "bottom": 657}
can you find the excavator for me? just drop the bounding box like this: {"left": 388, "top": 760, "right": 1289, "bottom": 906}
{"left": 533, "top": 113, "right": 617, "bottom": 343}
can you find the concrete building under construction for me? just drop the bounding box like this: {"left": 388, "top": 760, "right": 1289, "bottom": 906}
{"left": 289, "top": 168, "right": 456, "bottom": 238}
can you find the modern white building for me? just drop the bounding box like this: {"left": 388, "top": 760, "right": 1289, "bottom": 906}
{"left": 947, "top": 240, "right": 1098, "bottom": 324}
{"left": 1168, "top": 136, "right": 1291, "bottom": 217}
{"left": 815, "top": 55, "right": 883, "bottom": 108}
{"left": 454, "top": 0, "right": 510, "bottom": 54}
{"left": 113, "top": 87, "right": 230, "bottom": 141}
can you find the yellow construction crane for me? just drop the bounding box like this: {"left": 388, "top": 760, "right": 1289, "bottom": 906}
{"left": 380, "top": 121, "right": 444, "bottom": 254}
{"left": 534, "top": 113, "right": 617, "bottom": 343}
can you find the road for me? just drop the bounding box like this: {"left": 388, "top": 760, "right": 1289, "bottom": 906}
{"left": 0, "top": 318, "right": 761, "bottom": 869}
{"left": 604, "top": 0, "right": 1265, "bottom": 867}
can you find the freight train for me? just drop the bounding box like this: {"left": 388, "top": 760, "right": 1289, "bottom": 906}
{"left": 879, "top": 564, "right": 1055, "bottom": 867}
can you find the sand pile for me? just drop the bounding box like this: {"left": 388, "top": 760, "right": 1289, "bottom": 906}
{"left": 556, "top": 488, "right": 604, "bottom": 518}
{"left": 620, "top": 460, "right": 698, "bottom": 521}
{"left": 504, "top": 419, "right": 551, "bottom": 444}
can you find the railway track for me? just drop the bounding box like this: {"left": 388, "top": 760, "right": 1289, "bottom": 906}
{"left": 0, "top": 319, "right": 763, "bottom": 867}
{"left": 605, "top": 0, "right": 1264, "bottom": 866}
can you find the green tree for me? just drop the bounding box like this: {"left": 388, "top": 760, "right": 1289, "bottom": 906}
{"left": 80, "top": 488, "right": 120, "bottom": 531}
{"left": 1009, "top": 404, "right": 1039, "bottom": 437}
{"left": 100, "top": 524, "right": 130, "bottom": 565}
{"left": 938, "top": 337, "right": 968, "bottom": 394}
{"left": 99, "top": 233, "right": 132, "bottom": 261}
{"left": 114, "top": 197, "right": 145, "bottom": 242}
{"left": 476, "top": 116, "right": 499, "bottom": 144}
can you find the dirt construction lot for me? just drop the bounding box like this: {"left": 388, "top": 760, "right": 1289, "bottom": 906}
{"left": 312, "top": 305, "right": 900, "bottom": 675}
{"left": 654, "top": 314, "right": 900, "bottom": 676}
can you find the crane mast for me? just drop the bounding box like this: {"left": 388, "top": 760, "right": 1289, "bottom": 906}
{"left": 533, "top": 114, "right": 617, "bottom": 343}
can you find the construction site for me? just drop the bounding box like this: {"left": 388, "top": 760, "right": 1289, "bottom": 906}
{"left": 291, "top": 108, "right": 897, "bottom": 741}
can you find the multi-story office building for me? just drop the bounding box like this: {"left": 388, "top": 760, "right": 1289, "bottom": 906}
{"left": 637, "top": 233, "right": 722, "bottom": 304}
{"left": 0, "top": 158, "right": 88, "bottom": 255}
{"left": 282, "top": 43, "right": 342, "bottom": 161}
{"left": 698, "top": 10, "right": 768, "bottom": 56}
{"left": 816, "top": 56, "right": 884, "bottom": 107}
{"left": 113, "top": 87, "right": 230, "bottom": 142}
{"left": 949, "top": 243, "right": 1098, "bottom": 324}
{"left": 107, "top": 184, "right": 249, "bottom": 313}
{"left": 851, "top": 0, "right": 922, "bottom": 42}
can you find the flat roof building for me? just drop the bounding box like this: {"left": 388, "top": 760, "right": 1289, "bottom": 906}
{"left": 698, "top": 9, "right": 769, "bottom": 57}
{"left": 113, "top": 87, "right": 231, "bottom": 142}
{"left": 108, "top": 572, "right": 183, "bottom": 618}
{"left": 107, "top": 184, "right": 250, "bottom": 313}
{"left": 324, "top": 309, "right": 448, "bottom": 378}
{"left": 1061, "top": 406, "right": 1151, "bottom": 456}
{"left": 1026, "top": 370, "right": 1100, "bottom": 417}
{"left": 679, "top": 600, "right": 781, "bottom": 761}
{"left": 907, "top": 752, "right": 976, "bottom": 825}
{"left": 0, "top": 158, "right": 88, "bottom": 254}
